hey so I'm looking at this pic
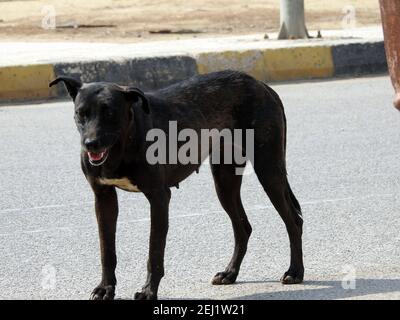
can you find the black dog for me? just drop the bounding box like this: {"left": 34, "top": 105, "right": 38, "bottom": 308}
{"left": 49, "top": 70, "right": 303, "bottom": 300}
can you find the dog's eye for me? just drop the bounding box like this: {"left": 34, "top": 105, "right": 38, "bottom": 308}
{"left": 106, "top": 109, "right": 115, "bottom": 118}
{"left": 75, "top": 109, "right": 87, "bottom": 120}
{"left": 99, "top": 103, "right": 114, "bottom": 118}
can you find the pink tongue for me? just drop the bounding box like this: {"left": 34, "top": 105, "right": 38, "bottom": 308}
{"left": 88, "top": 152, "right": 104, "bottom": 161}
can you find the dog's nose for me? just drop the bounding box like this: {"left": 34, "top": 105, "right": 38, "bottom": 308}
{"left": 84, "top": 138, "right": 100, "bottom": 151}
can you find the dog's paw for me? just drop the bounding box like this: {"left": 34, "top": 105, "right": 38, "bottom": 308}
{"left": 211, "top": 271, "right": 238, "bottom": 285}
{"left": 134, "top": 289, "right": 157, "bottom": 300}
{"left": 280, "top": 270, "right": 304, "bottom": 284}
{"left": 90, "top": 285, "right": 115, "bottom": 300}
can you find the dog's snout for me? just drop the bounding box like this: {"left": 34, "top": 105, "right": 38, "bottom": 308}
{"left": 84, "top": 138, "right": 100, "bottom": 151}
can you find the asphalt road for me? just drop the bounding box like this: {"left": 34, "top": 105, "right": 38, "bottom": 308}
{"left": 0, "top": 76, "right": 399, "bottom": 300}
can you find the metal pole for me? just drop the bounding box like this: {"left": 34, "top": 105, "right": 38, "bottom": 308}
{"left": 278, "top": 0, "right": 309, "bottom": 39}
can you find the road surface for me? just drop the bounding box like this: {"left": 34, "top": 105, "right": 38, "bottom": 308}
{"left": 0, "top": 75, "right": 399, "bottom": 300}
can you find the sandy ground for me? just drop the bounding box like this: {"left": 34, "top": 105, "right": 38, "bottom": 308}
{"left": 0, "top": 0, "right": 381, "bottom": 42}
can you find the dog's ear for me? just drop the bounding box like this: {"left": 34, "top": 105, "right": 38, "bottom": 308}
{"left": 49, "top": 76, "right": 82, "bottom": 101}
{"left": 118, "top": 86, "right": 150, "bottom": 114}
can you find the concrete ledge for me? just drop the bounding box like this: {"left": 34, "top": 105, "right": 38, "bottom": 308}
{"left": 54, "top": 56, "right": 198, "bottom": 97}
{"left": 332, "top": 42, "right": 387, "bottom": 76}
{"left": 263, "top": 46, "right": 334, "bottom": 81}
{"left": 195, "top": 46, "right": 334, "bottom": 81}
{"left": 196, "top": 50, "right": 266, "bottom": 80}
{"left": 0, "top": 39, "right": 388, "bottom": 103}
{"left": 0, "top": 64, "right": 56, "bottom": 101}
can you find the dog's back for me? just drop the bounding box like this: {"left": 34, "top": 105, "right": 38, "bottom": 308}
{"left": 148, "top": 70, "right": 284, "bottom": 133}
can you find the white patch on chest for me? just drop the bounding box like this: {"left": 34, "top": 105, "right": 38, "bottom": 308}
{"left": 98, "top": 177, "right": 141, "bottom": 192}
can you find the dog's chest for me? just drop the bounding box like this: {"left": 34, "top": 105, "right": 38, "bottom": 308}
{"left": 98, "top": 177, "right": 141, "bottom": 192}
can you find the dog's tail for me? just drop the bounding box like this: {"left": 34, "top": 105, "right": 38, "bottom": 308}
{"left": 260, "top": 81, "right": 302, "bottom": 215}
{"left": 259, "top": 81, "right": 287, "bottom": 156}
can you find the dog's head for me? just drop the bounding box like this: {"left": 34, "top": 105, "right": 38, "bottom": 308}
{"left": 50, "top": 76, "right": 149, "bottom": 167}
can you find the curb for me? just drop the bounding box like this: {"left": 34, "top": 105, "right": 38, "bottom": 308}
{"left": 196, "top": 46, "right": 334, "bottom": 82}
{"left": 0, "top": 40, "right": 387, "bottom": 102}
{"left": 0, "top": 64, "right": 57, "bottom": 100}
{"left": 331, "top": 42, "right": 387, "bottom": 76}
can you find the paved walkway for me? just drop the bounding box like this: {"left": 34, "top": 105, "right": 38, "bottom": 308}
{"left": 0, "top": 26, "right": 383, "bottom": 66}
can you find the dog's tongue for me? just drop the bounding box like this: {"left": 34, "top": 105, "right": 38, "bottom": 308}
{"left": 88, "top": 151, "right": 104, "bottom": 161}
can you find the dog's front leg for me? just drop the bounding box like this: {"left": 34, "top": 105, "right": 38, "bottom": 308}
{"left": 90, "top": 186, "right": 118, "bottom": 300}
{"left": 135, "top": 188, "right": 171, "bottom": 300}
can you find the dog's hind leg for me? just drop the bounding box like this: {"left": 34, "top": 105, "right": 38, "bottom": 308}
{"left": 252, "top": 141, "right": 304, "bottom": 284}
{"left": 210, "top": 162, "right": 252, "bottom": 285}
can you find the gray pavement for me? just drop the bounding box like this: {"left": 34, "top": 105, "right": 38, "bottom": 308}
{"left": 0, "top": 75, "right": 399, "bottom": 300}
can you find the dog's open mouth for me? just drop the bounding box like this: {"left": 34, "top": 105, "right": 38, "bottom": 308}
{"left": 88, "top": 149, "right": 109, "bottom": 166}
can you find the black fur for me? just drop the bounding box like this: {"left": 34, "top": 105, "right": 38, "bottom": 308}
{"left": 50, "top": 70, "right": 303, "bottom": 300}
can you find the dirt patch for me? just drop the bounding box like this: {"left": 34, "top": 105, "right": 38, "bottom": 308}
{"left": 0, "top": 0, "right": 381, "bottom": 42}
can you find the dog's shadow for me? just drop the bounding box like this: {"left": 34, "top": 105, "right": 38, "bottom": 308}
{"left": 117, "top": 278, "right": 400, "bottom": 300}
{"left": 231, "top": 278, "right": 400, "bottom": 300}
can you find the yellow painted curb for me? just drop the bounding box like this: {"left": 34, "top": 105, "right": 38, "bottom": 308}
{"left": 196, "top": 50, "right": 267, "bottom": 80}
{"left": 263, "top": 46, "right": 334, "bottom": 81}
{"left": 0, "top": 64, "right": 56, "bottom": 100}
{"left": 195, "top": 46, "right": 334, "bottom": 82}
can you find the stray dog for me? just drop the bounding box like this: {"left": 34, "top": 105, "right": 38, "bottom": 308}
{"left": 49, "top": 70, "right": 303, "bottom": 300}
